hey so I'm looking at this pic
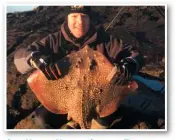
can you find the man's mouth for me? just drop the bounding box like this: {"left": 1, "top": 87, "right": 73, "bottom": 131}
{"left": 75, "top": 27, "right": 84, "bottom": 30}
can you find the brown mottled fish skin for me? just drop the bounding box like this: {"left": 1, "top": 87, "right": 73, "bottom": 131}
{"left": 27, "top": 45, "right": 138, "bottom": 129}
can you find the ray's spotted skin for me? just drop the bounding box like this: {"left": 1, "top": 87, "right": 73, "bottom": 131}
{"left": 27, "top": 45, "right": 138, "bottom": 129}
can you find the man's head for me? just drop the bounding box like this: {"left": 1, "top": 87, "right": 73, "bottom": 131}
{"left": 67, "top": 6, "right": 91, "bottom": 38}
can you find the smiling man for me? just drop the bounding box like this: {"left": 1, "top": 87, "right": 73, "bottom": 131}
{"left": 14, "top": 6, "right": 144, "bottom": 129}
{"left": 68, "top": 13, "right": 90, "bottom": 38}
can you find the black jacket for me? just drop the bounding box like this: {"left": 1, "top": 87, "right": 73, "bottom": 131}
{"left": 14, "top": 23, "right": 144, "bottom": 74}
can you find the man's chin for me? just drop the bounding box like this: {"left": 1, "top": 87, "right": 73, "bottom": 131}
{"left": 74, "top": 33, "right": 86, "bottom": 38}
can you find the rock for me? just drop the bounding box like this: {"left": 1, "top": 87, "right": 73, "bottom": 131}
{"left": 133, "top": 121, "right": 150, "bottom": 129}
{"left": 157, "top": 118, "right": 165, "bottom": 129}
{"left": 15, "top": 113, "right": 52, "bottom": 129}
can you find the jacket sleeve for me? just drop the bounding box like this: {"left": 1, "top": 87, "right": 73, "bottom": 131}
{"left": 14, "top": 35, "right": 53, "bottom": 74}
{"left": 105, "top": 35, "right": 144, "bottom": 73}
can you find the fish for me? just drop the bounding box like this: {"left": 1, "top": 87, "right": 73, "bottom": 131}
{"left": 27, "top": 45, "right": 138, "bottom": 129}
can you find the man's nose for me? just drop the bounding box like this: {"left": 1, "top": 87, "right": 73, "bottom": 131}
{"left": 77, "top": 15, "right": 83, "bottom": 24}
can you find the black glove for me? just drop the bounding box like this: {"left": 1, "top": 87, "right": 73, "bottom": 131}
{"left": 29, "top": 51, "right": 61, "bottom": 80}
{"left": 111, "top": 58, "right": 137, "bottom": 86}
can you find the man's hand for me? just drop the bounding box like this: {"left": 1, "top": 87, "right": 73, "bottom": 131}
{"left": 29, "top": 52, "right": 61, "bottom": 80}
{"left": 111, "top": 58, "right": 137, "bottom": 86}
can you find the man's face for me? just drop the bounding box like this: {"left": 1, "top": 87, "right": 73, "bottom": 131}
{"left": 68, "top": 13, "right": 90, "bottom": 38}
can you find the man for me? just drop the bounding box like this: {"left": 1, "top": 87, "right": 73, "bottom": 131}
{"left": 14, "top": 6, "right": 145, "bottom": 129}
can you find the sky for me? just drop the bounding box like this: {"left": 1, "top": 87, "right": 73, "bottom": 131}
{"left": 7, "top": 6, "right": 38, "bottom": 13}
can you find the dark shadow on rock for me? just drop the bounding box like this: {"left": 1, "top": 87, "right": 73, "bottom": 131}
{"left": 33, "top": 105, "right": 68, "bottom": 128}
{"left": 110, "top": 105, "right": 160, "bottom": 129}
{"left": 7, "top": 105, "right": 37, "bottom": 129}
{"left": 12, "top": 83, "right": 27, "bottom": 109}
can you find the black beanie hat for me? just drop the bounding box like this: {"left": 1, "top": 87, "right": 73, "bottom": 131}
{"left": 68, "top": 6, "right": 91, "bottom": 16}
